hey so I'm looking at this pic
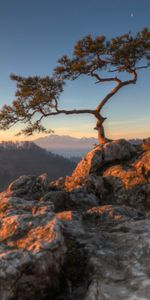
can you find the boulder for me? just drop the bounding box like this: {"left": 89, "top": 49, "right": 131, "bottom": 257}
{"left": 86, "top": 174, "right": 107, "bottom": 199}
{"left": 48, "top": 177, "right": 66, "bottom": 191}
{"left": 65, "top": 139, "right": 136, "bottom": 191}
{"left": 85, "top": 204, "right": 144, "bottom": 222}
{"left": 142, "top": 137, "right": 150, "bottom": 150}
{"left": 4, "top": 174, "right": 49, "bottom": 200}
{"left": 103, "top": 150, "right": 150, "bottom": 209}
{"left": 41, "top": 190, "right": 70, "bottom": 212}
{"left": 84, "top": 219, "right": 150, "bottom": 300}
{"left": 0, "top": 195, "right": 66, "bottom": 300}
{"left": 69, "top": 190, "right": 99, "bottom": 211}
{"left": 56, "top": 205, "right": 149, "bottom": 300}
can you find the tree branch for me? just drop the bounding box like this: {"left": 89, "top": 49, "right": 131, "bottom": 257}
{"left": 44, "top": 108, "right": 96, "bottom": 117}
{"left": 135, "top": 64, "right": 150, "bottom": 70}
{"left": 91, "top": 71, "right": 121, "bottom": 84}
{"left": 96, "top": 69, "right": 137, "bottom": 112}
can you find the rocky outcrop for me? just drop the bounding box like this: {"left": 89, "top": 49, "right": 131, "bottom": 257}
{"left": 0, "top": 138, "right": 150, "bottom": 300}
{"left": 4, "top": 173, "right": 49, "bottom": 200}
{"left": 65, "top": 139, "right": 150, "bottom": 210}
{"left": 65, "top": 139, "right": 136, "bottom": 191}
{"left": 54, "top": 206, "right": 149, "bottom": 300}
{"left": 103, "top": 149, "right": 150, "bottom": 209}
{"left": 84, "top": 218, "right": 150, "bottom": 300}
{"left": 0, "top": 194, "right": 66, "bottom": 300}
{"left": 41, "top": 190, "right": 99, "bottom": 212}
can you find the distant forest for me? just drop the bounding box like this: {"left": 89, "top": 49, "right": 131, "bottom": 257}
{"left": 0, "top": 142, "right": 76, "bottom": 191}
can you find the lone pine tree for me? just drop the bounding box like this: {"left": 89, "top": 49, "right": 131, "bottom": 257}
{"left": 0, "top": 28, "right": 150, "bottom": 144}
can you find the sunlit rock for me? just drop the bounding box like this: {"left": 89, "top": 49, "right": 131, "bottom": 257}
{"left": 0, "top": 195, "right": 66, "bottom": 300}
{"left": 3, "top": 173, "right": 49, "bottom": 200}
{"left": 65, "top": 139, "right": 137, "bottom": 191}
{"left": 0, "top": 138, "right": 150, "bottom": 299}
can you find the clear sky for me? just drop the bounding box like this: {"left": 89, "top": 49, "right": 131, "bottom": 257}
{"left": 0, "top": 0, "right": 150, "bottom": 141}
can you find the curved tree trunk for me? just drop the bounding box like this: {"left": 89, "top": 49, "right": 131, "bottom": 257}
{"left": 94, "top": 117, "right": 110, "bottom": 145}
{"left": 97, "top": 124, "right": 106, "bottom": 144}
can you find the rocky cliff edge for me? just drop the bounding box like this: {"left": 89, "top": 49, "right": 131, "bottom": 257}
{"left": 0, "top": 138, "right": 150, "bottom": 300}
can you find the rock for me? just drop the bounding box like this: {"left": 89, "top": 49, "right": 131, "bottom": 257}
{"left": 48, "top": 177, "right": 66, "bottom": 191}
{"left": 0, "top": 195, "right": 66, "bottom": 300}
{"left": 0, "top": 138, "right": 150, "bottom": 300}
{"left": 41, "top": 190, "right": 99, "bottom": 212}
{"left": 41, "top": 191, "right": 70, "bottom": 212}
{"left": 5, "top": 174, "right": 49, "bottom": 200}
{"left": 86, "top": 174, "right": 107, "bottom": 199}
{"left": 56, "top": 205, "right": 149, "bottom": 300}
{"left": 65, "top": 139, "right": 137, "bottom": 191}
{"left": 64, "top": 139, "right": 149, "bottom": 210}
{"left": 103, "top": 138, "right": 136, "bottom": 161}
{"left": 69, "top": 191, "right": 99, "bottom": 211}
{"left": 103, "top": 150, "right": 150, "bottom": 209}
{"left": 84, "top": 219, "right": 150, "bottom": 300}
{"left": 134, "top": 150, "right": 150, "bottom": 181}
{"left": 85, "top": 205, "right": 144, "bottom": 222}
{"left": 142, "top": 137, "right": 150, "bottom": 150}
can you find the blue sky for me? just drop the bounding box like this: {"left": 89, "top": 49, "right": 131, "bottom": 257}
{"left": 0, "top": 0, "right": 150, "bottom": 140}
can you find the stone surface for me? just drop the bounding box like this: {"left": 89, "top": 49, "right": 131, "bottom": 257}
{"left": 0, "top": 139, "right": 150, "bottom": 300}
{"left": 41, "top": 190, "right": 70, "bottom": 212}
{"left": 84, "top": 219, "right": 150, "bottom": 300}
{"left": 3, "top": 174, "right": 49, "bottom": 200}
{"left": 48, "top": 177, "right": 66, "bottom": 191}
{"left": 65, "top": 139, "right": 150, "bottom": 211}
{"left": 56, "top": 206, "right": 149, "bottom": 300}
{"left": 41, "top": 190, "right": 99, "bottom": 212}
{"left": 0, "top": 195, "right": 66, "bottom": 300}
{"left": 65, "top": 139, "right": 136, "bottom": 191}
{"left": 85, "top": 204, "right": 144, "bottom": 222}
{"left": 103, "top": 150, "right": 150, "bottom": 209}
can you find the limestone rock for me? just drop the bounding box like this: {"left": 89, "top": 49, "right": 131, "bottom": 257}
{"left": 142, "top": 137, "right": 150, "bottom": 150}
{"left": 84, "top": 219, "right": 150, "bottom": 300}
{"left": 41, "top": 190, "right": 70, "bottom": 212}
{"left": 85, "top": 204, "right": 144, "bottom": 222}
{"left": 0, "top": 139, "right": 150, "bottom": 300}
{"left": 0, "top": 195, "right": 66, "bottom": 300}
{"left": 4, "top": 174, "right": 49, "bottom": 200}
{"left": 48, "top": 177, "right": 66, "bottom": 191}
{"left": 103, "top": 150, "right": 150, "bottom": 209}
{"left": 103, "top": 138, "right": 136, "bottom": 161}
{"left": 69, "top": 191, "right": 99, "bottom": 210}
{"left": 57, "top": 205, "right": 149, "bottom": 300}
{"left": 86, "top": 174, "right": 107, "bottom": 199}
{"left": 65, "top": 139, "right": 136, "bottom": 191}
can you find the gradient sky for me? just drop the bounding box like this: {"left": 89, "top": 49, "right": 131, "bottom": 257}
{"left": 0, "top": 0, "right": 150, "bottom": 141}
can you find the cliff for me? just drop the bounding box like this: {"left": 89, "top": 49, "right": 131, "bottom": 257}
{"left": 0, "top": 138, "right": 150, "bottom": 300}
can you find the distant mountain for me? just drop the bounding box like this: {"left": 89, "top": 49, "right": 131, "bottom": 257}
{"left": 0, "top": 141, "right": 76, "bottom": 191}
{"left": 34, "top": 135, "right": 97, "bottom": 149}
{"left": 34, "top": 135, "right": 143, "bottom": 157}
{"left": 34, "top": 135, "right": 97, "bottom": 157}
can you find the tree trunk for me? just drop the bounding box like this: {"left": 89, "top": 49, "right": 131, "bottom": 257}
{"left": 94, "top": 118, "right": 107, "bottom": 145}
{"left": 97, "top": 124, "right": 106, "bottom": 144}
{"left": 94, "top": 117, "right": 111, "bottom": 145}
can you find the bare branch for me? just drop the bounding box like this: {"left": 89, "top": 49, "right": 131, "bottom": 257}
{"left": 96, "top": 69, "right": 138, "bottom": 112}
{"left": 44, "top": 108, "right": 96, "bottom": 117}
{"left": 91, "top": 71, "right": 121, "bottom": 84}
{"left": 135, "top": 64, "right": 150, "bottom": 70}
